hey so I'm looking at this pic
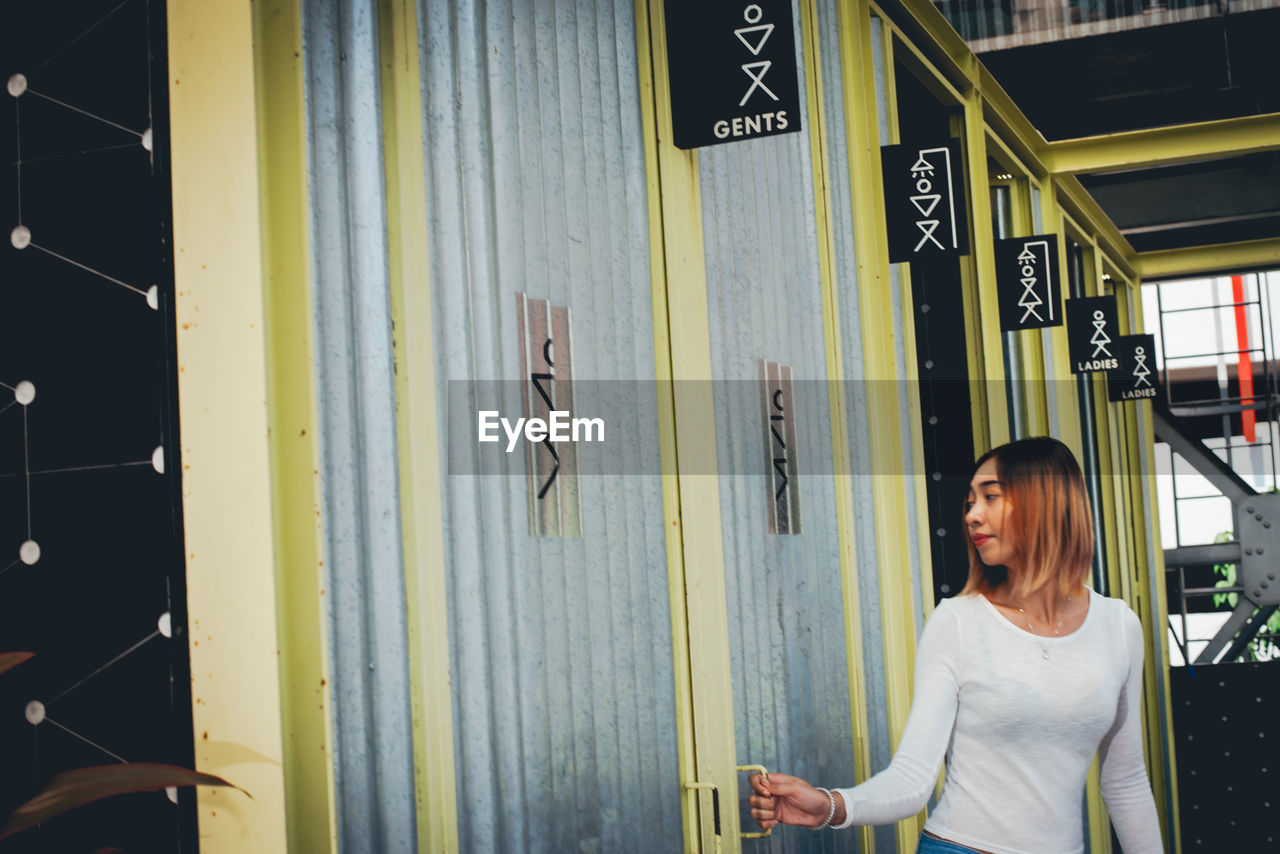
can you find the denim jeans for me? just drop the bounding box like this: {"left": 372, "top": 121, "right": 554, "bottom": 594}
{"left": 916, "top": 832, "right": 984, "bottom": 854}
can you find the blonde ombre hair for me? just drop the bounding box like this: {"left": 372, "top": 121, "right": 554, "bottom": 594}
{"left": 960, "top": 437, "right": 1094, "bottom": 600}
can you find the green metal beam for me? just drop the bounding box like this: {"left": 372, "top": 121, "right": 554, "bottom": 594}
{"left": 1055, "top": 175, "right": 1138, "bottom": 280}
{"left": 1045, "top": 113, "right": 1280, "bottom": 176}
{"left": 1136, "top": 238, "right": 1280, "bottom": 281}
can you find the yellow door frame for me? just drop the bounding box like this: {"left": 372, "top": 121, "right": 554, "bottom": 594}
{"left": 635, "top": 1, "right": 741, "bottom": 849}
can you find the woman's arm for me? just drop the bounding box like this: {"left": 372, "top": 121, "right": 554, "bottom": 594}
{"left": 1098, "top": 607, "right": 1164, "bottom": 853}
{"left": 749, "top": 602, "right": 962, "bottom": 831}
{"left": 828, "top": 601, "right": 962, "bottom": 827}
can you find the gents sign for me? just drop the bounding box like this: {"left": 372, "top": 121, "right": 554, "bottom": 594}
{"left": 1066, "top": 296, "right": 1120, "bottom": 374}
{"left": 664, "top": 1, "right": 802, "bottom": 149}
{"left": 995, "top": 234, "right": 1062, "bottom": 331}
{"left": 881, "top": 140, "right": 969, "bottom": 263}
{"left": 1108, "top": 334, "right": 1160, "bottom": 402}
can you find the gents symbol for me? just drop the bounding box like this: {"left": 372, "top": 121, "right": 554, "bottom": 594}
{"left": 1090, "top": 309, "right": 1113, "bottom": 359}
{"left": 739, "top": 61, "right": 778, "bottom": 105}
{"left": 663, "top": 0, "right": 802, "bottom": 148}
{"left": 734, "top": 21, "right": 775, "bottom": 54}
{"left": 1133, "top": 345, "right": 1152, "bottom": 388}
{"left": 736, "top": 5, "right": 780, "bottom": 106}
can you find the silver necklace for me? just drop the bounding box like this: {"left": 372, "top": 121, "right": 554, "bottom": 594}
{"left": 1014, "top": 593, "right": 1072, "bottom": 660}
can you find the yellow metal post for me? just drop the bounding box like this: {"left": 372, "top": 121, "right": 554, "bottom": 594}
{"left": 838, "top": 1, "right": 927, "bottom": 850}
{"left": 251, "top": 1, "right": 340, "bottom": 852}
{"left": 964, "top": 91, "right": 1010, "bottom": 449}
{"left": 1130, "top": 288, "right": 1182, "bottom": 853}
{"left": 167, "top": 2, "right": 292, "bottom": 849}
{"left": 636, "top": 1, "right": 740, "bottom": 849}
{"left": 799, "top": 2, "right": 876, "bottom": 852}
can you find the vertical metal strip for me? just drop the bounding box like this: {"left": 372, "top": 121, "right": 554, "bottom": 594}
{"left": 838, "top": 0, "right": 926, "bottom": 850}
{"left": 635, "top": 0, "right": 742, "bottom": 846}
{"left": 303, "top": 0, "right": 418, "bottom": 849}
{"left": 963, "top": 87, "right": 1009, "bottom": 450}
{"left": 377, "top": 0, "right": 460, "bottom": 847}
{"left": 1131, "top": 291, "right": 1182, "bottom": 853}
{"left": 767, "top": 360, "right": 790, "bottom": 535}
{"left": 551, "top": 304, "right": 582, "bottom": 537}
{"left": 632, "top": 4, "right": 702, "bottom": 849}
{"left": 781, "top": 364, "right": 802, "bottom": 534}
{"left": 252, "top": 0, "right": 340, "bottom": 851}
{"left": 876, "top": 12, "right": 934, "bottom": 665}
{"left": 760, "top": 358, "right": 779, "bottom": 535}
{"left": 803, "top": 0, "right": 877, "bottom": 846}
{"left": 1039, "top": 181, "right": 1082, "bottom": 451}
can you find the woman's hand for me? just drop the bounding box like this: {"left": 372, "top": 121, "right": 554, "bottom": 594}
{"left": 747, "top": 772, "right": 840, "bottom": 830}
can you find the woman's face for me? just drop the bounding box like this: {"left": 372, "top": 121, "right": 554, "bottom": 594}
{"left": 966, "top": 457, "right": 1019, "bottom": 571}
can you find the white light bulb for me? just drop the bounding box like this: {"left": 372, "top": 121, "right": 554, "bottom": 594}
{"left": 19, "top": 540, "right": 40, "bottom": 565}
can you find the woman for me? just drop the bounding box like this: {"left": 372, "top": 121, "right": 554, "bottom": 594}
{"left": 749, "top": 437, "right": 1164, "bottom": 854}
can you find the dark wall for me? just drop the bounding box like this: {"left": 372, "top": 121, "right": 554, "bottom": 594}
{"left": 1171, "top": 662, "right": 1278, "bottom": 849}
{"left": 0, "top": 1, "right": 196, "bottom": 851}
{"left": 894, "top": 61, "right": 979, "bottom": 603}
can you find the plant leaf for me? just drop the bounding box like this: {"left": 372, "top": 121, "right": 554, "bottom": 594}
{"left": 0, "top": 763, "right": 243, "bottom": 839}
{"left": 0, "top": 652, "right": 34, "bottom": 677}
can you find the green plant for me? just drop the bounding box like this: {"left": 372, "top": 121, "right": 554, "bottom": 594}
{"left": 0, "top": 651, "right": 241, "bottom": 843}
{"left": 1211, "top": 530, "right": 1280, "bottom": 661}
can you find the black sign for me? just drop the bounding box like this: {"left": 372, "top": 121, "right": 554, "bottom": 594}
{"left": 1066, "top": 296, "right": 1120, "bottom": 374}
{"left": 881, "top": 140, "right": 969, "bottom": 263}
{"left": 995, "top": 234, "right": 1062, "bottom": 331}
{"left": 663, "top": 1, "right": 802, "bottom": 150}
{"left": 1108, "top": 334, "right": 1160, "bottom": 402}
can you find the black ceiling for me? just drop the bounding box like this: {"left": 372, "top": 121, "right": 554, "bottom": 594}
{"left": 972, "top": 7, "right": 1280, "bottom": 253}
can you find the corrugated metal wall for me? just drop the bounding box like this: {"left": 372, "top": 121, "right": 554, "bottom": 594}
{"left": 418, "top": 0, "right": 682, "bottom": 851}
{"left": 303, "top": 0, "right": 420, "bottom": 851}
{"left": 697, "top": 4, "right": 859, "bottom": 849}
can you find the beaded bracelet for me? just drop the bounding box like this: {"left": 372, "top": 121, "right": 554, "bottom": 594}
{"left": 813, "top": 787, "right": 837, "bottom": 831}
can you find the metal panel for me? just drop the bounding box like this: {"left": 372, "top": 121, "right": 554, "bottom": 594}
{"left": 858, "top": 13, "right": 927, "bottom": 851}
{"left": 303, "top": 0, "right": 418, "bottom": 850}
{"left": 697, "top": 5, "right": 857, "bottom": 847}
{"left": 418, "top": 0, "right": 682, "bottom": 851}
{"left": 832, "top": 9, "right": 897, "bottom": 835}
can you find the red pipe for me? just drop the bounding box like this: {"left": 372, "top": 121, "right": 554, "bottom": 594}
{"left": 1232, "top": 275, "right": 1256, "bottom": 443}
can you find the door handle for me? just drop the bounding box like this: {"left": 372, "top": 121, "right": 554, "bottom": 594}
{"left": 685, "top": 763, "right": 774, "bottom": 850}
{"left": 737, "top": 764, "right": 772, "bottom": 839}
{"left": 683, "top": 780, "right": 723, "bottom": 853}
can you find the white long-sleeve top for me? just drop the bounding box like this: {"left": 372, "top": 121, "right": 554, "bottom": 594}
{"left": 833, "top": 588, "right": 1164, "bottom": 854}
